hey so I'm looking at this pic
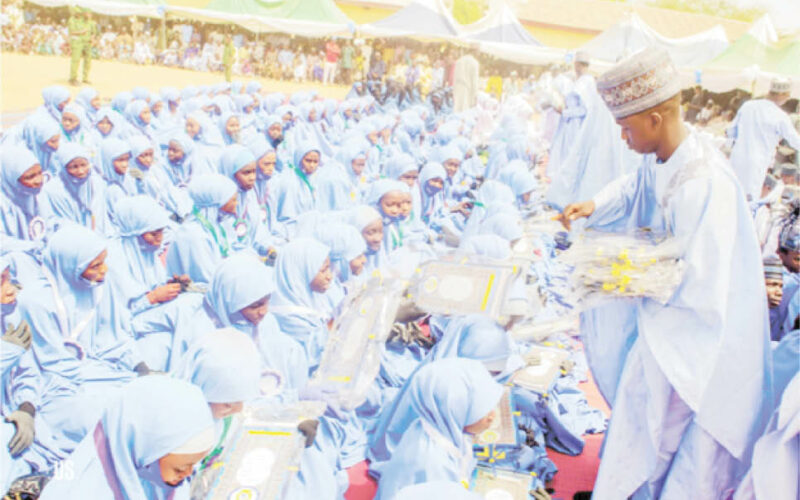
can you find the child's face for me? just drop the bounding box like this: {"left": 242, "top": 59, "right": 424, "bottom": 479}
{"left": 167, "top": 141, "right": 184, "bottom": 164}
{"left": 158, "top": 451, "right": 207, "bottom": 487}
{"left": 380, "top": 191, "right": 405, "bottom": 219}
{"left": 399, "top": 193, "right": 412, "bottom": 217}
{"left": 80, "top": 250, "right": 108, "bottom": 283}
{"left": 310, "top": 258, "right": 333, "bottom": 293}
{"left": 779, "top": 249, "right": 800, "bottom": 273}
{"left": 399, "top": 170, "right": 418, "bottom": 188}
{"left": 140, "top": 228, "right": 164, "bottom": 248}
{"left": 268, "top": 122, "right": 282, "bottom": 141}
{"left": 113, "top": 152, "right": 130, "bottom": 176}
{"left": 1, "top": 269, "right": 17, "bottom": 305}
{"left": 617, "top": 112, "right": 661, "bottom": 155}
{"left": 362, "top": 219, "right": 383, "bottom": 251}
{"left": 463, "top": 408, "right": 497, "bottom": 435}
{"left": 61, "top": 112, "right": 80, "bottom": 132}
{"left": 18, "top": 164, "right": 44, "bottom": 190}
{"left": 257, "top": 152, "right": 276, "bottom": 178}
{"left": 66, "top": 157, "right": 91, "bottom": 180}
{"left": 234, "top": 162, "right": 257, "bottom": 191}
{"left": 139, "top": 107, "right": 152, "bottom": 125}
{"left": 239, "top": 295, "right": 269, "bottom": 325}
{"left": 351, "top": 156, "right": 366, "bottom": 177}
{"left": 137, "top": 149, "right": 154, "bottom": 168}
{"left": 765, "top": 278, "right": 783, "bottom": 308}
{"left": 185, "top": 118, "right": 200, "bottom": 138}
{"left": 443, "top": 158, "right": 460, "bottom": 178}
{"left": 301, "top": 151, "right": 320, "bottom": 176}
{"left": 225, "top": 116, "right": 240, "bottom": 139}
{"left": 97, "top": 118, "right": 113, "bottom": 136}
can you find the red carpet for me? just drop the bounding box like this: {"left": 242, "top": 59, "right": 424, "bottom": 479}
{"left": 343, "top": 372, "right": 611, "bottom": 500}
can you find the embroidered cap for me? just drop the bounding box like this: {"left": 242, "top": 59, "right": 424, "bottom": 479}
{"left": 770, "top": 78, "right": 792, "bottom": 94}
{"left": 596, "top": 46, "right": 681, "bottom": 119}
{"left": 763, "top": 256, "right": 784, "bottom": 280}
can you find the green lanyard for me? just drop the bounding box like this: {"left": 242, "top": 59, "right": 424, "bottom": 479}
{"left": 292, "top": 165, "right": 315, "bottom": 199}
{"left": 390, "top": 223, "right": 403, "bottom": 250}
{"left": 193, "top": 207, "right": 230, "bottom": 258}
{"left": 199, "top": 416, "right": 232, "bottom": 470}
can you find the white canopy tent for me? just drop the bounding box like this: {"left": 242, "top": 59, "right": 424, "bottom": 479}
{"left": 464, "top": 1, "right": 541, "bottom": 46}
{"left": 579, "top": 12, "right": 729, "bottom": 68}
{"left": 360, "top": 0, "right": 461, "bottom": 39}
{"left": 747, "top": 14, "right": 779, "bottom": 46}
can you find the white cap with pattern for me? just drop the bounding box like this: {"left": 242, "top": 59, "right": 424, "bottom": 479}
{"left": 596, "top": 46, "right": 681, "bottom": 119}
{"left": 770, "top": 78, "right": 792, "bottom": 94}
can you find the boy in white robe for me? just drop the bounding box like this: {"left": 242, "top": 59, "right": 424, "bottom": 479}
{"left": 559, "top": 47, "right": 772, "bottom": 500}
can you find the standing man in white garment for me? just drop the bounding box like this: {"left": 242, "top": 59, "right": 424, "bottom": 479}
{"left": 728, "top": 78, "right": 800, "bottom": 201}
{"left": 559, "top": 47, "right": 773, "bottom": 499}
{"left": 453, "top": 49, "right": 479, "bottom": 113}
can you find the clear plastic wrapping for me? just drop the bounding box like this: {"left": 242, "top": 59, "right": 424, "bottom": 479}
{"left": 473, "top": 388, "right": 517, "bottom": 448}
{"left": 409, "top": 256, "right": 522, "bottom": 321}
{"left": 560, "top": 230, "right": 684, "bottom": 308}
{"left": 509, "top": 314, "right": 580, "bottom": 343}
{"left": 305, "top": 278, "right": 402, "bottom": 411}
{"left": 472, "top": 467, "right": 535, "bottom": 497}
{"left": 510, "top": 346, "right": 569, "bottom": 394}
{"left": 191, "top": 416, "right": 306, "bottom": 500}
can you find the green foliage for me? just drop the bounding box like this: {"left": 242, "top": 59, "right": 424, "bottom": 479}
{"left": 645, "top": 0, "right": 765, "bottom": 22}
{"left": 452, "top": 0, "right": 487, "bottom": 25}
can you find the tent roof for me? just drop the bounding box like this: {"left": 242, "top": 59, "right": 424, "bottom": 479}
{"left": 705, "top": 34, "right": 771, "bottom": 72}
{"left": 579, "top": 12, "right": 728, "bottom": 67}
{"left": 27, "top": 0, "right": 167, "bottom": 17}
{"left": 747, "top": 14, "right": 778, "bottom": 46}
{"left": 361, "top": 0, "right": 460, "bottom": 38}
{"left": 465, "top": 2, "right": 542, "bottom": 46}
{"left": 262, "top": 0, "right": 351, "bottom": 26}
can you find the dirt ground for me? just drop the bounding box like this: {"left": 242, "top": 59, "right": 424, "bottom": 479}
{"left": 0, "top": 52, "right": 349, "bottom": 126}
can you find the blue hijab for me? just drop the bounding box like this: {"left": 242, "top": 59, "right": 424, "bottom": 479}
{"left": 498, "top": 160, "right": 537, "bottom": 200}
{"left": 270, "top": 238, "right": 331, "bottom": 367}
{"left": 418, "top": 162, "right": 446, "bottom": 224}
{"left": 110, "top": 91, "right": 132, "bottom": 114}
{"left": 370, "top": 358, "right": 504, "bottom": 494}
{"left": 205, "top": 254, "right": 275, "bottom": 332}
{"left": 187, "top": 111, "right": 224, "bottom": 147}
{"left": 107, "top": 195, "right": 171, "bottom": 294}
{"left": 312, "top": 222, "right": 367, "bottom": 283}
{"left": 123, "top": 100, "right": 154, "bottom": 141}
{"left": 1, "top": 146, "right": 43, "bottom": 244}
{"left": 39, "top": 377, "right": 214, "bottom": 500}
{"left": 163, "top": 131, "right": 197, "bottom": 187}
{"left": 93, "top": 107, "right": 125, "bottom": 141}
{"left": 60, "top": 103, "right": 89, "bottom": 144}
{"left": 480, "top": 212, "right": 523, "bottom": 242}
{"left": 274, "top": 140, "right": 320, "bottom": 224}
{"left": 25, "top": 116, "right": 61, "bottom": 176}
{"left": 243, "top": 134, "right": 275, "bottom": 206}
{"left": 40, "top": 86, "right": 70, "bottom": 122}
{"left": 218, "top": 144, "right": 256, "bottom": 217}
{"left": 173, "top": 327, "right": 261, "bottom": 404}
{"left": 99, "top": 138, "right": 134, "bottom": 193}
{"left": 217, "top": 111, "right": 240, "bottom": 145}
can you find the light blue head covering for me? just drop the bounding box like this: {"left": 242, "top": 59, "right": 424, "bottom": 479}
{"left": 186, "top": 111, "right": 224, "bottom": 146}
{"left": 217, "top": 111, "right": 240, "bottom": 144}
{"left": 25, "top": 115, "right": 61, "bottom": 174}
{"left": 434, "top": 144, "right": 463, "bottom": 165}
{"left": 110, "top": 195, "right": 171, "bottom": 289}
{"left": 312, "top": 222, "right": 367, "bottom": 282}
{"left": 129, "top": 135, "right": 154, "bottom": 168}
{"left": 273, "top": 237, "right": 330, "bottom": 309}
{"left": 459, "top": 234, "right": 511, "bottom": 260}
{"left": 1, "top": 146, "right": 41, "bottom": 219}
{"left": 384, "top": 154, "right": 418, "bottom": 181}
{"left": 348, "top": 205, "right": 382, "bottom": 232}
{"left": 366, "top": 179, "right": 409, "bottom": 207}
{"left": 242, "top": 135, "right": 274, "bottom": 202}
{"left": 246, "top": 81, "right": 262, "bottom": 94}
{"left": 60, "top": 103, "right": 88, "bottom": 139}
{"left": 41, "top": 86, "right": 70, "bottom": 121}
{"left": 93, "top": 107, "right": 125, "bottom": 139}
{"left": 498, "top": 160, "right": 537, "bottom": 198}
{"left": 123, "top": 99, "right": 150, "bottom": 128}
{"left": 99, "top": 138, "right": 132, "bottom": 187}
{"left": 111, "top": 91, "right": 132, "bottom": 114}
{"left": 84, "top": 377, "right": 213, "bottom": 499}
{"left": 174, "top": 327, "right": 261, "bottom": 404}
{"left": 419, "top": 162, "right": 446, "bottom": 191}
{"left": 218, "top": 144, "right": 256, "bottom": 181}
{"left": 164, "top": 131, "right": 196, "bottom": 186}
{"left": 55, "top": 142, "right": 95, "bottom": 209}
{"left": 205, "top": 253, "right": 275, "bottom": 330}
{"left": 427, "top": 315, "right": 521, "bottom": 377}
{"left": 477, "top": 180, "right": 515, "bottom": 206}
{"left": 75, "top": 88, "right": 98, "bottom": 119}
{"left": 131, "top": 87, "right": 149, "bottom": 101}
{"left": 292, "top": 140, "right": 321, "bottom": 170}
{"left": 188, "top": 174, "right": 238, "bottom": 222}
{"left": 481, "top": 212, "right": 523, "bottom": 242}
{"left": 42, "top": 223, "right": 106, "bottom": 293}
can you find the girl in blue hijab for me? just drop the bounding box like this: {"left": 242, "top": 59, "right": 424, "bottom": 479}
{"left": 1, "top": 146, "right": 47, "bottom": 253}
{"left": 90, "top": 107, "right": 125, "bottom": 145}
{"left": 371, "top": 358, "right": 504, "bottom": 498}
{"left": 497, "top": 159, "right": 538, "bottom": 210}
{"left": 37, "top": 86, "right": 71, "bottom": 124}
{"left": 347, "top": 204, "right": 385, "bottom": 273}
{"left": 162, "top": 131, "right": 205, "bottom": 189}
{"left": 217, "top": 145, "right": 275, "bottom": 257}
{"left": 128, "top": 134, "right": 192, "bottom": 220}
{"left": 334, "top": 138, "right": 370, "bottom": 200}
{"left": 368, "top": 179, "right": 411, "bottom": 253}
{"left": 41, "top": 142, "right": 111, "bottom": 236}
{"left": 274, "top": 140, "right": 321, "bottom": 231}
{"left": 24, "top": 116, "right": 61, "bottom": 178}
{"left": 121, "top": 99, "right": 156, "bottom": 144}
{"left": 418, "top": 162, "right": 448, "bottom": 229}
{"left": 75, "top": 88, "right": 100, "bottom": 123}
{"left": 243, "top": 134, "right": 284, "bottom": 239}
{"left": 39, "top": 377, "right": 215, "bottom": 500}
{"left": 269, "top": 238, "right": 333, "bottom": 370}
{"left": 59, "top": 103, "right": 92, "bottom": 148}
{"left": 217, "top": 111, "right": 241, "bottom": 145}
{"left": 166, "top": 174, "right": 238, "bottom": 284}
{"left": 184, "top": 111, "right": 224, "bottom": 174}
{"left": 98, "top": 138, "right": 134, "bottom": 227}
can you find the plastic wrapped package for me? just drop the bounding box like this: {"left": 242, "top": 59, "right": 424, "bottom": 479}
{"left": 509, "top": 314, "right": 580, "bottom": 343}
{"left": 191, "top": 415, "right": 308, "bottom": 500}
{"left": 473, "top": 388, "right": 518, "bottom": 449}
{"left": 409, "top": 256, "right": 522, "bottom": 322}
{"left": 471, "top": 467, "right": 536, "bottom": 498}
{"left": 560, "top": 230, "right": 684, "bottom": 308}
{"left": 304, "top": 278, "right": 403, "bottom": 411}
{"left": 510, "top": 346, "right": 570, "bottom": 394}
